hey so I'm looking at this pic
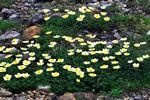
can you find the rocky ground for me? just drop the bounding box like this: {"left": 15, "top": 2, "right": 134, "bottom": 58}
{"left": 0, "top": 0, "right": 150, "bottom": 100}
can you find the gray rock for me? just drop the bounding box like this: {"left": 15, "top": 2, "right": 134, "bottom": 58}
{"left": 114, "top": 33, "right": 121, "bottom": 39}
{"left": 2, "top": 8, "right": 16, "bottom": 18}
{"left": 0, "top": 17, "right": 3, "bottom": 20}
{"left": 24, "top": 3, "right": 32, "bottom": 7}
{"left": 87, "top": 3, "right": 100, "bottom": 8}
{"left": 147, "top": 30, "right": 150, "bottom": 35}
{"left": 15, "top": 97, "right": 26, "bottom": 100}
{"left": 28, "top": 0, "right": 36, "bottom": 2}
{"left": 0, "top": 87, "right": 12, "bottom": 97}
{"left": 92, "top": 0, "right": 98, "bottom": 2}
{"left": 31, "top": 14, "right": 44, "bottom": 24}
{"left": 0, "top": 31, "right": 20, "bottom": 40}
{"left": 9, "top": 14, "right": 19, "bottom": 20}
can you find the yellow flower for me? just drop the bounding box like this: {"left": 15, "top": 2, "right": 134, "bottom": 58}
{"left": 18, "top": 65, "right": 27, "bottom": 70}
{"left": 100, "top": 65, "right": 108, "bottom": 69}
{"left": 124, "top": 53, "right": 130, "bottom": 56}
{"left": 128, "top": 60, "right": 133, "bottom": 63}
{"left": 76, "top": 17, "right": 83, "bottom": 21}
{"left": 51, "top": 72, "right": 60, "bottom": 77}
{"left": 89, "top": 73, "right": 96, "bottom": 77}
{"left": 23, "top": 60, "right": 31, "bottom": 66}
{"left": 123, "top": 44, "right": 129, "bottom": 48}
{"left": 94, "top": 14, "right": 100, "bottom": 18}
{"left": 53, "top": 8, "right": 59, "bottom": 12}
{"left": 33, "top": 35, "right": 40, "bottom": 38}
{"left": 22, "top": 40, "right": 29, "bottom": 43}
{"left": 68, "top": 11, "right": 76, "bottom": 15}
{"left": 0, "top": 67, "right": 6, "bottom": 72}
{"left": 82, "top": 51, "right": 89, "bottom": 56}
{"left": 3, "top": 74, "right": 12, "bottom": 81}
{"left": 5, "top": 54, "right": 12, "bottom": 58}
{"left": 80, "top": 42, "right": 87, "bottom": 46}
{"left": 87, "top": 68, "right": 95, "bottom": 72}
{"left": 46, "top": 67, "right": 54, "bottom": 71}
{"left": 45, "top": 56, "right": 51, "bottom": 59}
{"left": 107, "top": 45, "right": 112, "bottom": 49}
{"left": 113, "top": 65, "right": 120, "bottom": 69}
{"left": 120, "top": 37, "right": 127, "bottom": 41}
{"left": 140, "top": 42, "right": 146, "bottom": 45}
{"left": 101, "top": 12, "right": 107, "bottom": 16}
{"left": 62, "top": 14, "right": 69, "bottom": 18}
{"left": 57, "top": 59, "right": 64, "bottom": 63}
{"left": 15, "top": 73, "right": 22, "bottom": 78}
{"left": 22, "top": 73, "right": 30, "bottom": 78}
{"left": 37, "top": 61, "right": 44, "bottom": 66}
{"left": 91, "top": 58, "right": 98, "bottom": 63}
{"left": 16, "top": 54, "right": 23, "bottom": 57}
{"left": 76, "top": 79, "right": 80, "bottom": 82}
{"left": 115, "top": 52, "right": 122, "bottom": 55}
{"left": 0, "top": 46, "right": 5, "bottom": 51}
{"left": 143, "top": 55, "right": 149, "bottom": 59}
{"left": 0, "top": 62, "right": 6, "bottom": 66}
{"left": 68, "top": 52, "right": 74, "bottom": 55}
{"left": 86, "top": 9, "right": 91, "bottom": 12}
{"left": 112, "top": 40, "right": 118, "bottom": 44}
{"left": 47, "top": 63, "right": 53, "bottom": 67}
{"left": 20, "top": 47, "right": 27, "bottom": 51}
{"left": 76, "top": 71, "right": 84, "bottom": 78}
{"left": 111, "top": 61, "right": 119, "bottom": 64}
{"left": 29, "top": 52, "right": 35, "bottom": 56}
{"left": 5, "top": 63, "right": 12, "bottom": 68}
{"left": 53, "top": 35, "right": 60, "bottom": 38}
{"left": 120, "top": 48, "right": 127, "bottom": 53}
{"left": 134, "top": 43, "right": 140, "bottom": 47}
{"left": 35, "top": 70, "right": 43, "bottom": 75}
{"left": 12, "top": 60, "right": 20, "bottom": 65}
{"left": 79, "top": 15, "right": 85, "bottom": 18}
{"left": 76, "top": 49, "right": 82, "bottom": 53}
{"left": 44, "top": 17, "right": 50, "bottom": 21}
{"left": 45, "top": 31, "right": 52, "bottom": 34}
{"left": 43, "top": 9, "right": 50, "bottom": 13}
{"left": 89, "top": 51, "right": 96, "bottom": 55}
{"left": 102, "top": 57, "right": 109, "bottom": 61}
{"left": 28, "top": 57, "right": 36, "bottom": 61}
{"left": 83, "top": 61, "right": 90, "bottom": 65}
{"left": 137, "top": 57, "right": 143, "bottom": 62}
{"left": 109, "top": 56, "right": 115, "bottom": 59}
{"left": 63, "top": 65, "right": 71, "bottom": 69}
{"left": 48, "top": 59, "right": 56, "bottom": 63}
{"left": 42, "top": 53, "right": 49, "bottom": 57}
{"left": 133, "top": 63, "right": 139, "bottom": 68}
{"left": 104, "top": 17, "right": 110, "bottom": 21}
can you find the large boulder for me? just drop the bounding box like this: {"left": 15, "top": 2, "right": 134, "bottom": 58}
{"left": 23, "top": 26, "right": 41, "bottom": 40}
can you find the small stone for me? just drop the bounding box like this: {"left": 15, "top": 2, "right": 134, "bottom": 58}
{"left": 2, "top": 8, "right": 16, "bottom": 18}
{"left": 147, "top": 30, "right": 150, "bottom": 35}
{"left": 114, "top": 33, "right": 121, "bottom": 39}
{"left": 23, "top": 7, "right": 29, "bottom": 11}
{"left": 9, "top": 14, "right": 19, "bottom": 20}
{"left": 24, "top": 3, "right": 32, "bottom": 7}
{"left": 31, "top": 14, "right": 44, "bottom": 25}
{"left": 23, "top": 26, "right": 40, "bottom": 40}
{"left": 0, "top": 31, "right": 20, "bottom": 40}
{"left": 59, "top": 93, "right": 76, "bottom": 100}
{"left": 0, "top": 87, "right": 12, "bottom": 97}
{"left": 73, "top": 92, "right": 97, "bottom": 100}
{"left": 15, "top": 97, "right": 26, "bottom": 100}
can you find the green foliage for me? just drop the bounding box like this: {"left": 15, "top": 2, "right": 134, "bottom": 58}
{"left": 0, "top": 20, "right": 19, "bottom": 32}
{"left": 0, "top": 13, "right": 150, "bottom": 97}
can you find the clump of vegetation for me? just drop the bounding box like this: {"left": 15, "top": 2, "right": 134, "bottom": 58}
{"left": 0, "top": 0, "right": 12, "bottom": 8}
{"left": 0, "top": 6, "right": 150, "bottom": 97}
{"left": 0, "top": 20, "right": 19, "bottom": 32}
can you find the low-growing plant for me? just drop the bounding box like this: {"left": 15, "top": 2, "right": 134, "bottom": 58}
{"left": 0, "top": 6, "right": 150, "bottom": 97}
{"left": 0, "top": 20, "right": 19, "bottom": 32}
